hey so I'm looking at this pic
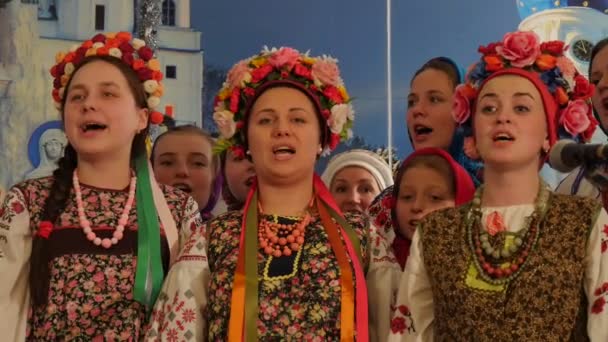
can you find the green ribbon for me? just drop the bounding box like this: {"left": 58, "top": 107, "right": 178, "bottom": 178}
{"left": 244, "top": 190, "right": 260, "bottom": 341}
{"left": 133, "top": 154, "right": 164, "bottom": 308}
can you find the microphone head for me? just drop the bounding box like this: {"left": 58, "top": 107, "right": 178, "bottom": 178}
{"left": 549, "top": 139, "right": 577, "bottom": 173}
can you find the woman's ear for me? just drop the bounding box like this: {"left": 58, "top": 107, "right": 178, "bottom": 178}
{"left": 137, "top": 108, "right": 149, "bottom": 132}
{"left": 463, "top": 136, "right": 480, "bottom": 160}
{"left": 542, "top": 137, "right": 550, "bottom": 154}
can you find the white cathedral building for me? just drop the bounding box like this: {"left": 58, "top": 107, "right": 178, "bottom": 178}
{"left": 0, "top": 0, "right": 202, "bottom": 188}
{"left": 36, "top": 0, "right": 203, "bottom": 126}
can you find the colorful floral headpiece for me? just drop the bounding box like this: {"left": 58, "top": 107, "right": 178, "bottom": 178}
{"left": 212, "top": 46, "right": 354, "bottom": 157}
{"left": 50, "top": 31, "right": 166, "bottom": 125}
{"left": 452, "top": 31, "right": 597, "bottom": 145}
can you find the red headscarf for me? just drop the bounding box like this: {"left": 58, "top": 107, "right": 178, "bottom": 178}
{"left": 391, "top": 147, "right": 476, "bottom": 269}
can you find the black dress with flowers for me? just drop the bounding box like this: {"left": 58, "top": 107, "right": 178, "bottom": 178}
{"left": 0, "top": 177, "right": 203, "bottom": 341}
{"left": 146, "top": 210, "right": 368, "bottom": 341}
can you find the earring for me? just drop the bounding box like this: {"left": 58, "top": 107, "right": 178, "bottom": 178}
{"left": 246, "top": 150, "right": 251, "bottom": 155}
{"left": 318, "top": 146, "right": 323, "bottom": 154}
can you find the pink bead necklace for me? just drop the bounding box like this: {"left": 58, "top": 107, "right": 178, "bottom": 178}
{"left": 73, "top": 170, "right": 136, "bottom": 249}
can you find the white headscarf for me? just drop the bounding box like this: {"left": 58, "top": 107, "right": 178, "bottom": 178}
{"left": 321, "top": 149, "right": 394, "bottom": 191}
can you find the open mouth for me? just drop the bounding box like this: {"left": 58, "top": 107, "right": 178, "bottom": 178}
{"left": 172, "top": 183, "right": 192, "bottom": 193}
{"left": 413, "top": 124, "right": 433, "bottom": 136}
{"left": 272, "top": 145, "right": 296, "bottom": 156}
{"left": 80, "top": 122, "right": 108, "bottom": 133}
{"left": 244, "top": 176, "right": 255, "bottom": 187}
{"left": 493, "top": 132, "right": 515, "bottom": 142}
{"left": 408, "top": 219, "right": 420, "bottom": 229}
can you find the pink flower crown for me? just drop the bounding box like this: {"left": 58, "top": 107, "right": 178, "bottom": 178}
{"left": 50, "top": 31, "right": 166, "bottom": 125}
{"left": 452, "top": 31, "right": 597, "bottom": 144}
{"left": 212, "top": 46, "right": 355, "bottom": 157}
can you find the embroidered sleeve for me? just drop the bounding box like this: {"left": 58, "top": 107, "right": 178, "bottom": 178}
{"left": 387, "top": 230, "right": 433, "bottom": 342}
{"left": 367, "top": 202, "right": 402, "bottom": 342}
{"left": 586, "top": 208, "right": 608, "bottom": 340}
{"left": 145, "top": 197, "right": 210, "bottom": 341}
{"left": 0, "top": 187, "right": 32, "bottom": 342}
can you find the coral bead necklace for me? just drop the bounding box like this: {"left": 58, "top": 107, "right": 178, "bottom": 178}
{"left": 258, "top": 197, "right": 314, "bottom": 257}
{"left": 73, "top": 170, "right": 136, "bottom": 249}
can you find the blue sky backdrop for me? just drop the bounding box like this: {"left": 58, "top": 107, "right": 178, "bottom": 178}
{"left": 191, "top": 0, "right": 521, "bottom": 158}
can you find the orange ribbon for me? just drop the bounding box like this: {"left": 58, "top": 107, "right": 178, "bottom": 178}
{"left": 317, "top": 199, "right": 356, "bottom": 340}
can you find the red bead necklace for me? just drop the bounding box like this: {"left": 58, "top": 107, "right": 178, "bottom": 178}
{"left": 258, "top": 197, "right": 314, "bottom": 257}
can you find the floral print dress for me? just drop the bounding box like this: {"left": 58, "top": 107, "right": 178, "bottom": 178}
{"left": 0, "top": 177, "right": 203, "bottom": 341}
{"left": 145, "top": 210, "right": 369, "bottom": 341}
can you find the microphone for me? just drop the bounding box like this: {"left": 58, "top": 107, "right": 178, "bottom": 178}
{"left": 549, "top": 139, "right": 608, "bottom": 173}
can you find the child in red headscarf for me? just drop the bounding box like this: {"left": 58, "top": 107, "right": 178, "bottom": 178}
{"left": 390, "top": 147, "right": 475, "bottom": 269}
{"left": 367, "top": 147, "right": 475, "bottom": 341}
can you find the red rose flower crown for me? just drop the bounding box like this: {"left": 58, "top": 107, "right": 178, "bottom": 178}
{"left": 50, "top": 31, "right": 167, "bottom": 125}
{"left": 452, "top": 31, "right": 596, "bottom": 143}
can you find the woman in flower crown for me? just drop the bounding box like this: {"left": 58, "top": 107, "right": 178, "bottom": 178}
{"left": 0, "top": 31, "right": 206, "bottom": 341}
{"left": 146, "top": 47, "right": 370, "bottom": 340}
{"left": 366, "top": 56, "right": 482, "bottom": 342}
{"left": 556, "top": 37, "right": 608, "bottom": 207}
{"left": 388, "top": 31, "right": 608, "bottom": 341}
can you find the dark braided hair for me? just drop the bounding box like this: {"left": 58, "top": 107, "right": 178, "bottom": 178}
{"left": 30, "top": 55, "right": 150, "bottom": 306}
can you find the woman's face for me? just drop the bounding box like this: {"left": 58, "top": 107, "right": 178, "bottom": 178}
{"left": 472, "top": 75, "right": 549, "bottom": 169}
{"left": 153, "top": 132, "right": 215, "bottom": 210}
{"left": 247, "top": 86, "right": 321, "bottom": 183}
{"left": 406, "top": 69, "right": 457, "bottom": 150}
{"left": 330, "top": 166, "right": 381, "bottom": 213}
{"left": 591, "top": 45, "right": 608, "bottom": 130}
{"left": 63, "top": 60, "right": 148, "bottom": 160}
{"left": 224, "top": 149, "right": 255, "bottom": 203}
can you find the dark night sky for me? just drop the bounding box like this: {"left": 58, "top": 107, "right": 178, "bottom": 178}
{"left": 190, "top": 0, "right": 521, "bottom": 158}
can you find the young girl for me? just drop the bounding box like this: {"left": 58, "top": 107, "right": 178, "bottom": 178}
{"left": 371, "top": 147, "right": 474, "bottom": 270}
{"left": 556, "top": 37, "right": 608, "bottom": 205}
{"left": 322, "top": 149, "right": 393, "bottom": 213}
{"left": 389, "top": 31, "right": 608, "bottom": 341}
{"left": 367, "top": 148, "right": 474, "bottom": 340}
{"left": 219, "top": 148, "right": 255, "bottom": 212}
{"left": 151, "top": 125, "right": 221, "bottom": 220}
{"left": 0, "top": 32, "right": 204, "bottom": 340}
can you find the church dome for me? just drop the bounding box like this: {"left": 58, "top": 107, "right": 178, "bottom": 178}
{"left": 517, "top": 0, "right": 608, "bottom": 20}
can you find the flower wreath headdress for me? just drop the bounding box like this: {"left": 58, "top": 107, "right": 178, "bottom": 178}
{"left": 50, "top": 31, "right": 167, "bottom": 125}
{"left": 212, "top": 46, "right": 355, "bottom": 157}
{"left": 452, "top": 31, "right": 597, "bottom": 150}
{"left": 48, "top": 32, "right": 174, "bottom": 308}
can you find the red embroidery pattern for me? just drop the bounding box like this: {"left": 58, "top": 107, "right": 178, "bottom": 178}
{"left": 390, "top": 305, "right": 416, "bottom": 334}
{"left": 149, "top": 290, "right": 197, "bottom": 340}
{"left": 592, "top": 282, "right": 608, "bottom": 314}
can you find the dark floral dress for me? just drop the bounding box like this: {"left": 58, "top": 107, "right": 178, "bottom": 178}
{"left": 146, "top": 210, "right": 369, "bottom": 341}
{"left": 0, "top": 177, "right": 202, "bottom": 341}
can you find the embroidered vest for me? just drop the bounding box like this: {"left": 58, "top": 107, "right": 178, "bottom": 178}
{"left": 420, "top": 194, "right": 600, "bottom": 341}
